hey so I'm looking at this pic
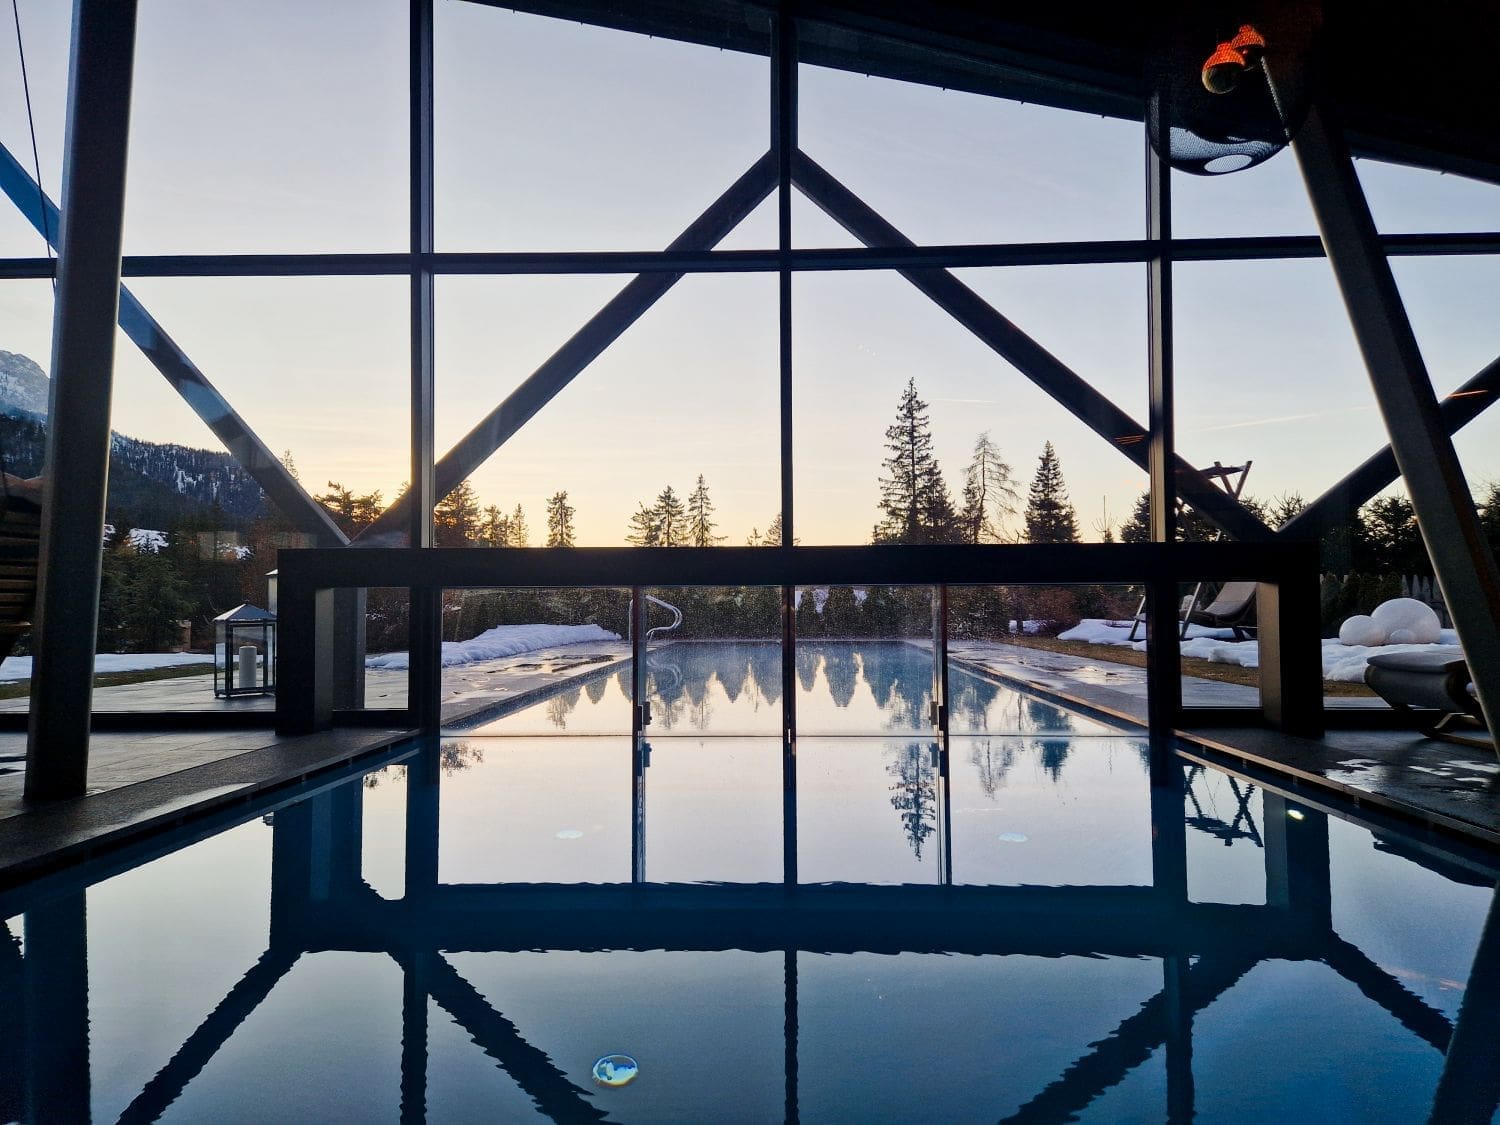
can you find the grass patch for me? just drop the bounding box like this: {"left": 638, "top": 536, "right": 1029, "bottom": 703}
{"left": 0, "top": 662, "right": 213, "bottom": 700}
{"left": 994, "top": 634, "right": 1376, "bottom": 697}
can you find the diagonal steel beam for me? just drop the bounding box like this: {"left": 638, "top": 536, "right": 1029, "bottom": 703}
{"left": 1321, "top": 937, "right": 1452, "bottom": 1053}
{"left": 1283, "top": 352, "right": 1500, "bottom": 542}
{"left": 1288, "top": 99, "right": 1500, "bottom": 749}
{"left": 998, "top": 955, "right": 1257, "bottom": 1125}
{"left": 409, "top": 950, "right": 609, "bottom": 1122}
{"left": 356, "top": 151, "right": 778, "bottom": 544}
{"left": 116, "top": 948, "right": 300, "bottom": 1125}
{"left": 791, "top": 150, "right": 1273, "bottom": 543}
{"left": 0, "top": 142, "right": 347, "bottom": 547}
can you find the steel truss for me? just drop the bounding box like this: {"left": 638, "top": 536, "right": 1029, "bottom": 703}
{"left": 5, "top": 1, "right": 1500, "bottom": 786}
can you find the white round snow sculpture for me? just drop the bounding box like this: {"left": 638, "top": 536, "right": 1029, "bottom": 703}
{"left": 1338, "top": 614, "right": 1385, "bottom": 647}
{"left": 1370, "top": 597, "right": 1442, "bottom": 645}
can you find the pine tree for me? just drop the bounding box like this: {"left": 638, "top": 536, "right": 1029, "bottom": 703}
{"left": 546, "top": 490, "right": 576, "bottom": 546}
{"left": 480, "top": 504, "right": 508, "bottom": 546}
{"left": 626, "top": 501, "right": 661, "bottom": 546}
{"left": 509, "top": 503, "right": 530, "bottom": 547}
{"left": 1023, "top": 442, "right": 1079, "bottom": 544}
{"left": 958, "top": 431, "right": 1020, "bottom": 543}
{"left": 434, "top": 479, "right": 482, "bottom": 546}
{"left": 686, "top": 474, "right": 723, "bottom": 546}
{"left": 653, "top": 485, "right": 687, "bottom": 546}
{"left": 872, "top": 379, "right": 957, "bottom": 544}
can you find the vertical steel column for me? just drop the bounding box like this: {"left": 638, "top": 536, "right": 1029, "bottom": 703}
{"left": 1287, "top": 98, "right": 1500, "bottom": 751}
{"left": 774, "top": 8, "right": 799, "bottom": 889}
{"left": 630, "top": 591, "right": 648, "bottom": 883}
{"left": 1144, "top": 113, "right": 1183, "bottom": 759}
{"left": 400, "top": 957, "right": 429, "bottom": 1125}
{"left": 404, "top": 739, "right": 441, "bottom": 902}
{"left": 407, "top": 0, "right": 442, "bottom": 732}
{"left": 784, "top": 948, "right": 800, "bottom": 1124}
{"left": 1429, "top": 890, "right": 1500, "bottom": 1123}
{"left": 24, "top": 0, "right": 138, "bottom": 799}
{"left": 932, "top": 586, "right": 952, "bottom": 886}
{"left": 1163, "top": 954, "right": 1195, "bottom": 1124}
{"left": 23, "top": 892, "right": 89, "bottom": 1125}
{"left": 1262, "top": 793, "right": 1331, "bottom": 930}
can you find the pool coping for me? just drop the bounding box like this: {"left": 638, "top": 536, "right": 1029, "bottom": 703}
{"left": 0, "top": 725, "right": 416, "bottom": 895}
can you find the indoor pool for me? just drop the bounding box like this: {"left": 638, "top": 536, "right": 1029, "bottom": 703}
{"left": 2, "top": 642, "right": 1497, "bottom": 1122}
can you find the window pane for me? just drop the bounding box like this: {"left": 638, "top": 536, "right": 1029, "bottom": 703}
{"left": 436, "top": 7, "right": 769, "bottom": 251}
{"left": 438, "top": 274, "right": 777, "bottom": 547}
{"left": 798, "top": 63, "right": 1142, "bottom": 245}
{"left": 124, "top": 0, "right": 407, "bottom": 253}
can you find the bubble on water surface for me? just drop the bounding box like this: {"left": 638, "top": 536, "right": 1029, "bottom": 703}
{"left": 556, "top": 829, "right": 584, "bottom": 839}
{"left": 593, "top": 1054, "right": 639, "bottom": 1087}
{"left": 998, "top": 832, "right": 1028, "bottom": 843}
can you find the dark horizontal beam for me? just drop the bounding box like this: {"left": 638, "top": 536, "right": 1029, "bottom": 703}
{"left": 325, "top": 883, "right": 1315, "bottom": 959}
{"left": 7, "top": 232, "right": 1498, "bottom": 282}
{"left": 277, "top": 540, "right": 1318, "bottom": 592}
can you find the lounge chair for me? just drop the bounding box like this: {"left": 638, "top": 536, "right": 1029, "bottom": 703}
{"left": 1364, "top": 650, "right": 1488, "bottom": 747}
{"left": 0, "top": 476, "right": 43, "bottom": 665}
{"left": 1127, "top": 579, "right": 1258, "bottom": 642}
{"left": 1184, "top": 580, "right": 1258, "bottom": 641}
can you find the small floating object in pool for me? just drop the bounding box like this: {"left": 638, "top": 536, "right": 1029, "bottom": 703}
{"left": 593, "top": 1054, "right": 639, "bottom": 1087}
{"left": 998, "top": 832, "right": 1029, "bottom": 843}
{"left": 556, "top": 828, "right": 584, "bottom": 839}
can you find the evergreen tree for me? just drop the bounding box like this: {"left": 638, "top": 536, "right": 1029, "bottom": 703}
{"left": 653, "top": 485, "right": 687, "bottom": 546}
{"left": 626, "top": 501, "right": 661, "bottom": 546}
{"left": 686, "top": 474, "right": 723, "bottom": 546}
{"left": 509, "top": 503, "right": 530, "bottom": 547}
{"left": 434, "top": 479, "right": 482, "bottom": 545}
{"left": 872, "top": 379, "right": 957, "bottom": 544}
{"left": 480, "top": 504, "right": 509, "bottom": 547}
{"left": 1023, "top": 442, "right": 1079, "bottom": 544}
{"left": 546, "top": 490, "right": 576, "bottom": 546}
{"left": 957, "top": 431, "right": 1020, "bottom": 543}
{"left": 1479, "top": 481, "right": 1500, "bottom": 561}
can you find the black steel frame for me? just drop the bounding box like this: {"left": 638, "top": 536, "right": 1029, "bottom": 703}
{"left": 5, "top": 1, "right": 1500, "bottom": 780}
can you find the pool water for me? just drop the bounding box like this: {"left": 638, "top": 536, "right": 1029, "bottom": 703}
{"left": 3, "top": 642, "right": 1497, "bottom": 1123}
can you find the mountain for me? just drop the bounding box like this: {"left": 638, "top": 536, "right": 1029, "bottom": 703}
{"left": 0, "top": 350, "right": 51, "bottom": 415}
{"left": 0, "top": 351, "right": 269, "bottom": 530}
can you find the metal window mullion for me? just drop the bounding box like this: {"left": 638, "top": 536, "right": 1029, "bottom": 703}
{"left": 1145, "top": 115, "right": 1182, "bottom": 746}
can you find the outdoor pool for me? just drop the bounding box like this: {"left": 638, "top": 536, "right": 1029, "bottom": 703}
{"left": 2, "top": 641, "right": 1497, "bottom": 1122}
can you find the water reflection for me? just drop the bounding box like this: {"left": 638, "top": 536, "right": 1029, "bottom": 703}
{"left": 2, "top": 747, "right": 1496, "bottom": 1124}
{"left": 2, "top": 741, "right": 1500, "bottom": 1125}
{"left": 886, "top": 743, "right": 938, "bottom": 859}
{"left": 473, "top": 642, "right": 1110, "bottom": 741}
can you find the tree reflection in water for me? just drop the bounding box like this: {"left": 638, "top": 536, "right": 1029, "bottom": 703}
{"left": 887, "top": 742, "right": 938, "bottom": 859}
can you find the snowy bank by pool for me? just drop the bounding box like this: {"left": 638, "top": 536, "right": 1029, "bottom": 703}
{"left": 366, "top": 623, "right": 621, "bottom": 671}
{"left": 1057, "top": 619, "right": 1462, "bottom": 683}
{"left": 0, "top": 652, "right": 212, "bottom": 683}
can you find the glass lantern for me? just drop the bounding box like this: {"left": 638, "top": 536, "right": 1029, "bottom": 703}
{"left": 213, "top": 603, "right": 277, "bottom": 698}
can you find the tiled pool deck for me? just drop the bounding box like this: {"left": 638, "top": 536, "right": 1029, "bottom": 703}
{"left": 0, "top": 638, "right": 1495, "bottom": 887}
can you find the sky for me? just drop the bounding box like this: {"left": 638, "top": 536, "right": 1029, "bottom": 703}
{"left": 1, "top": 0, "right": 1498, "bottom": 545}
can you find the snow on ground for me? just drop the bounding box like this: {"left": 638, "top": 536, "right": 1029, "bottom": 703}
{"left": 366, "top": 622, "right": 622, "bottom": 671}
{"left": 0, "top": 651, "right": 211, "bottom": 682}
{"left": 1057, "top": 618, "right": 1464, "bottom": 681}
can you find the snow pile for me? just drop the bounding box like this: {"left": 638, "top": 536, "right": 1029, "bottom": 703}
{"left": 366, "top": 622, "right": 621, "bottom": 671}
{"left": 1338, "top": 598, "right": 1442, "bottom": 647}
{"left": 0, "top": 651, "right": 210, "bottom": 682}
{"left": 1056, "top": 618, "right": 1463, "bottom": 682}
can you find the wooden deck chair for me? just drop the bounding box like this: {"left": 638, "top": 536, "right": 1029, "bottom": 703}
{"left": 0, "top": 476, "right": 43, "bottom": 666}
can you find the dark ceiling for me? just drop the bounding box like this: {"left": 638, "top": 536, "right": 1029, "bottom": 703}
{"left": 469, "top": 0, "right": 1500, "bottom": 189}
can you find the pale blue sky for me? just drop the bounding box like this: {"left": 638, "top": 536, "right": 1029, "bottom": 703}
{"left": 1, "top": 0, "right": 1497, "bottom": 544}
